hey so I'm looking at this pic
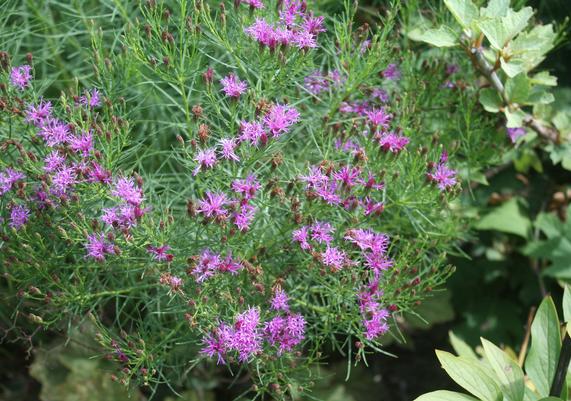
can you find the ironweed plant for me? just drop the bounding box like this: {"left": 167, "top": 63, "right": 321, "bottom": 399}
{"left": 0, "top": 0, "right": 522, "bottom": 399}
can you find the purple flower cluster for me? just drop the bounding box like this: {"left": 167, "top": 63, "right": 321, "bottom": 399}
{"left": 193, "top": 102, "right": 299, "bottom": 175}
{"left": 147, "top": 244, "right": 173, "bottom": 262}
{"left": 191, "top": 249, "right": 243, "bottom": 283}
{"left": 300, "top": 164, "right": 384, "bottom": 215}
{"left": 244, "top": 1, "right": 325, "bottom": 50}
{"left": 202, "top": 301, "right": 306, "bottom": 363}
{"left": 9, "top": 205, "right": 30, "bottom": 230}
{"left": 85, "top": 233, "right": 115, "bottom": 261}
{"left": 101, "top": 177, "right": 147, "bottom": 230}
{"left": 358, "top": 281, "right": 390, "bottom": 340}
{"left": 427, "top": 151, "right": 457, "bottom": 191}
{"left": 304, "top": 69, "right": 344, "bottom": 95}
{"left": 0, "top": 168, "right": 25, "bottom": 196}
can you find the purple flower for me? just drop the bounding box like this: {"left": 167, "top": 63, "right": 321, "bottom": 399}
{"left": 43, "top": 151, "right": 66, "bottom": 173}
{"left": 85, "top": 232, "right": 115, "bottom": 261}
{"left": 25, "top": 100, "right": 52, "bottom": 126}
{"left": 10, "top": 65, "right": 32, "bottom": 90}
{"left": 377, "top": 131, "right": 409, "bottom": 154}
{"left": 304, "top": 70, "right": 328, "bottom": 95}
{"left": 193, "top": 148, "right": 217, "bottom": 176}
{"left": 220, "top": 74, "right": 248, "bottom": 98}
{"left": 310, "top": 221, "right": 334, "bottom": 244}
{"left": 51, "top": 166, "right": 77, "bottom": 195}
{"left": 218, "top": 253, "right": 243, "bottom": 274}
{"left": 245, "top": 18, "right": 278, "bottom": 48}
{"left": 363, "top": 308, "right": 390, "bottom": 340}
{"left": 362, "top": 197, "right": 384, "bottom": 216}
{"left": 192, "top": 249, "right": 222, "bottom": 282}
{"left": 79, "top": 88, "right": 101, "bottom": 108}
{"left": 241, "top": 0, "right": 264, "bottom": 9}
{"left": 265, "top": 313, "right": 305, "bottom": 353}
{"left": 111, "top": 177, "right": 143, "bottom": 206}
{"left": 345, "top": 229, "right": 389, "bottom": 255}
{"left": 0, "top": 168, "right": 25, "bottom": 196}
{"left": 333, "top": 165, "right": 362, "bottom": 188}
{"left": 279, "top": 0, "right": 303, "bottom": 26}
{"left": 201, "top": 328, "right": 230, "bottom": 365}
{"left": 382, "top": 63, "right": 401, "bottom": 81}
{"left": 219, "top": 138, "right": 240, "bottom": 161}
{"left": 232, "top": 175, "right": 260, "bottom": 200}
{"left": 371, "top": 88, "right": 389, "bottom": 103}
{"left": 292, "top": 226, "right": 311, "bottom": 250}
{"left": 302, "top": 13, "right": 326, "bottom": 35}
{"left": 366, "top": 108, "right": 391, "bottom": 129}
{"left": 293, "top": 29, "right": 317, "bottom": 49}
{"left": 270, "top": 289, "right": 289, "bottom": 312}
{"left": 264, "top": 104, "right": 300, "bottom": 137}
{"left": 197, "top": 192, "right": 229, "bottom": 219}
{"left": 9, "top": 205, "right": 30, "bottom": 229}
{"left": 147, "top": 245, "right": 173, "bottom": 262}
{"left": 321, "top": 246, "right": 348, "bottom": 270}
{"left": 427, "top": 154, "right": 457, "bottom": 191}
{"left": 233, "top": 203, "right": 256, "bottom": 231}
{"left": 87, "top": 162, "right": 112, "bottom": 184}
{"left": 239, "top": 121, "right": 267, "bottom": 146}
{"left": 37, "top": 119, "right": 71, "bottom": 146}
{"left": 507, "top": 127, "right": 526, "bottom": 143}
{"left": 69, "top": 131, "right": 94, "bottom": 157}
{"left": 231, "top": 307, "right": 263, "bottom": 362}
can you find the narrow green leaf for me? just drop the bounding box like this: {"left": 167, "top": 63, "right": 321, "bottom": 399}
{"left": 479, "top": 88, "right": 503, "bottom": 112}
{"left": 436, "top": 350, "right": 502, "bottom": 401}
{"left": 415, "top": 390, "right": 480, "bottom": 401}
{"left": 443, "top": 0, "right": 479, "bottom": 30}
{"left": 481, "top": 338, "right": 525, "bottom": 401}
{"left": 506, "top": 74, "right": 531, "bottom": 104}
{"left": 524, "top": 296, "right": 561, "bottom": 397}
{"left": 418, "top": 26, "right": 459, "bottom": 47}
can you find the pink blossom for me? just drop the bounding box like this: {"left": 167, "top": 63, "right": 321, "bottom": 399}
{"left": 193, "top": 148, "right": 217, "bottom": 175}
{"left": 111, "top": 177, "right": 143, "bottom": 206}
{"left": 10, "top": 65, "right": 32, "bottom": 89}
{"left": 264, "top": 104, "right": 300, "bottom": 137}
{"left": 219, "top": 138, "right": 240, "bottom": 161}
{"left": 220, "top": 74, "right": 248, "bottom": 98}
{"left": 9, "top": 205, "right": 30, "bottom": 229}
{"left": 197, "top": 192, "right": 229, "bottom": 219}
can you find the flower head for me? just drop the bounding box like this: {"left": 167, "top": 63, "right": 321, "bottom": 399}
{"left": 270, "top": 289, "right": 289, "bottom": 312}
{"left": 507, "top": 127, "right": 526, "bottom": 143}
{"left": 112, "top": 177, "right": 143, "bottom": 206}
{"left": 0, "top": 168, "right": 25, "bottom": 196}
{"left": 10, "top": 65, "right": 32, "bottom": 89}
{"left": 25, "top": 100, "right": 52, "bottom": 126}
{"left": 193, "top": 148, "right": 217, "bottom": 176}
{"left": 197, "top": 192, "right": 229, "bottom": 219}
{"left": 9, "top": 205, "right": 30, "bottom": 229}
{"left": 220, "top": 74, "right": 248, "bottom": 98}
{"left": 85, "top": 233, "right": 115, "bottom": 261}
{"left": 264, "top": 104, "right": 300, "bottom": 137}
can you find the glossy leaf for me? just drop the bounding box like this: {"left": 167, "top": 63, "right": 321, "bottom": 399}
{"left": 443, "top": 0, "right": 479, "bottom": 30}
{"left": 415, "top": 390, "right": 480, "bottom": 401}
{"left": 436, "top": 350, "right": 502, "bottom": 401}
{"left": 524, "top": 297, "right": 561, "bottom": 397}
{"left": 481, "top": 338, "right": 525, "bottom": 401}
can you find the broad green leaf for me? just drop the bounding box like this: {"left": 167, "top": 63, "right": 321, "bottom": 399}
{"left": 564, "top": 286, "right": 571, "bottom": 323}
{"left": 526, "top": 88, "right": 554, "bottom": 106}
{"left": 543, "top": 256, "right": 571, "bottom": 279}
{"left": 443, "top": 0, "right": 479, "bottom": 30}
{"left": 531, "top": 71, "right": 558, "bottom": 87}
{"left": 501, "top": 58, "right": 526, "bottom": 78}
{"left": 535, "top": 212, "right": 564, "bottom": 239}
{"left": 436, "top": 350, "right": 502, "bottom": 401}
{"left": 504, "top": 108, "right": 527, "bottom": 128}
{"left": 480, "top": 0, "right": 509, "bottom": 18}
{"left": 525, "top": 297, "right": 561, "bottom": 397}
{"left": 450, "top": 331, "right": 478, "bottom": 360}
{"left": 480, "top": 88, "right": 503, "bottom": 112}
{"left": 418, "top": 26, "right": 459, "bottom": 47}
{"left": 506, "top": 74, "right": 531, "bottom": 104}
{"left": 479, "top": 8, "right": 533, "bottom": 50}
{"left": 481, "top": 338, "right": 525, "bottom": 401}
{"left": 415, "top": 390, "right": 479, "bottom": 401}
{"left": 475, "top": 198, "right": 531, "bottom": 238}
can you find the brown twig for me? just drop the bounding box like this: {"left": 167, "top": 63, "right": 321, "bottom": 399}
{"left": 518, "top": 306, "right": 536, "bottom": 367}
